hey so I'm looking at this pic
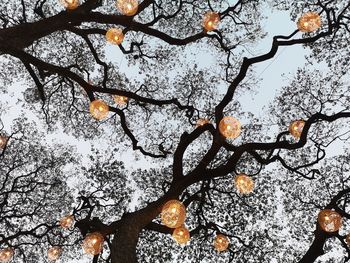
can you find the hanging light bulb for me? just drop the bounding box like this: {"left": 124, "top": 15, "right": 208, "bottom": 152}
{"left": 0, "top": 248, "right": 14, "bottom": 262}
{"left": 89, "top": 100, "right": 109, "bottom": 120}
{"left": 0, "top": 135, "right": 8, "bottom": 149}
{"left": 113, "top": 95, "right": 128, "bottom": 107}
{"left": 234, "top": 174, "right": 254, "bottom": 194}
{"left": 59, "top": 0, "right": 80, "bottom": 10}
{"left": 82, "top": 232, "right": 104, "bottom": 256}
{"left": 196, "top": 118, "right": 210, "bottom": 127}
{"left": 214, "top": 234, "right": 229, "bottom": 252}
{"left": 297, "top": 12, "right": 321, "bottom": 32}
{"left": 60, "top": 215, "right": 74, "bottom": 229}
{"left": 161, "top": 200, "right": 186, "bottom": 228}
{"left": 106, "top": 28, "right": 125, "bottom": 45}
{"left": 318, "top": 209, "right": 342, "bottom": 233}
{"left": 116, "top": 0, "right": 138, "bottom": 16}
{"left": 289, "top": 120, "right": 305, "bottom": 139}
{"left": 47, "top": 246, "right": 62, "bottom": 261}
{"left": 202, "top": 11, "right": 220, "bottom": 31}
{"left": 346, "top": 233, "right": 350, "bottom": 246}
{"left": 172, "top": 225, "right": 190, "bottom": 245}
{"left": 219, "top": 116, "right": 241, "bottom": 139}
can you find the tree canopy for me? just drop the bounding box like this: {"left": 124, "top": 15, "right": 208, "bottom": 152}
{"left": 0, "top": 0, "right": 350, "bottom": 262}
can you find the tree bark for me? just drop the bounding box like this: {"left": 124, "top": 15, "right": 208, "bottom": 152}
{"left": 110, "top": 199, "right": 166, "bottom": 263}
{"left": 297, "top": 227, "right": 327, "bottom": 263}
{"left": 111, "top": 220, "right": 140, "bottom": 263}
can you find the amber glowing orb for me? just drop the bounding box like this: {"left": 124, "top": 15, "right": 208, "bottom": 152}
{"left": 214, "top": 234, "right": 229, "bottom": 252}
{"left": 113, "top": 95, "right": 128, "bottom": 107}
{"left": 161, "top": 200, "right": 186, "bottom": 228}
{"left": 47, "top": 246, "right": 62, "bottom": 261}
{"left": 172, "top": 226, "right": 190, "bottom": 245}
{"left": 82, "top": 232, "right": 104, "bottom": 256}
{"left": 219, "top": 116, "right": 241, "bottom": 139}
{"left": 196, "top": 118, "right": 210, "bottom": 127}
{"left": 89, "top": 100, "right": 109, "bottom": 120}
{"left": 297, "top": 12, "right": 321, "bottom": 33}
{"left": 289, "top": 120, "right": 305, "bottom": 139}
{"left": 116, "top": 0, "right": 138, "bottom": 16}
{"left": 235, "top": 174, "right": 254, "bottom": 194}
{"left": 106, "top": 28, "right": 124, "bottom": 45}
{"left": 0, "top": 136, "right": 7, "bottom": 149}
{"left": 60, "top": 215, "right": 74, "bottom": 229}
{"left": 202, "top": 12, "right": 220, "bottom": 31}
{"left": 60, "top": 0, "right": 80, "bottom": 10}
{"left": 318, "top": 209, "right": 342, "bottom": 233}
{"left": 346, "top": 233, "right": 350, "bottom": 246}
{"left": 0, "top": 248, "right": 14, "bottom": 262}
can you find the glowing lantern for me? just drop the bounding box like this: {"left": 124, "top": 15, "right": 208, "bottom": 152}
{"left": 0, "top": 248, "right": 14, "bottom": 262}
{"left": 219, "top": 116, "right": 241, "bottom": 139}
{"left": 60, "top": 0, "right": 80, "bottom": 10}
{"left": 289, "top": 120, "right": 305, "bottom": 139}
{"left": 106, "top": 28, "right": 124, "bottom": 45}
{"left": 214, "top": 234, "right": 229, "bottom": 252}
{"left": 196, "top": 118, "right": 210, "bottom": 127}
{"left": 161, "top": 200, "right": 186, "bottom": 228}
{"left": 297, "top": 12, "right": 321, "bottom": 32}
{"left": 202, "top": 12, "right": 220, "bottom": 31}
{"left": 113, "top": 95, "right": 128, "bottom": 107}
{"left": 60, "top": 215, "right": 74, "bottom": 229}
{"left": 0, "top": 136, "right": 8, "bottom": 149}
{"left": 318, "top": 209, "right": 342, "bottom": 233}
{"left": 346, "top": 233, "right": 350, "bottom": 246}
{"left": 82, "top": 232, "right": 104, "bottom": 256}
{"left": 47, "top": 247, "right": 62, "bottom": 261}
{"left": 172, "top": 226, "right": 190, "bottom": 245}
{"left": 89, "top": 100, "right": 109, "bottom": 120}
{"left": 116, "top": 0, "right": 138, "bottom": 16}
{"left": 235, "top": 174, "right": 254, "bottom": 194}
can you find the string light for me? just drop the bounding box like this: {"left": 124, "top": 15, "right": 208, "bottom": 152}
{"left": 82, "top": 232, "right": 104, "bottom": 256}
{"left": 47, "top": 247, "right": 62, "bottom": 261}
{"left": 0, "top": 248, "right": 14, "bottom": 262}
{"left": 113, "top": 95, "right": 128, "bottom": 107}
{"left": 116, "top": 0, "right": 138, "bottom": 16}
{"left": 106, "top": 28, "right": 125, "bottom": 45}
{"left": 214, "top": 234, "right": 229, "bottom": 252}
{"left": 297, "top": 12, "right": 321, "bottom": 32}
{"left": 235, "top": 174, "right": 254, "bottom": 194}
{"left": 59, "top": 0, "right": 80, "bottom": 10}
{"left": 89, "top": 100, "right": 109, "bottom": 120}
{"left": 172, "top": 226, "right": 190, "bottom": 244}
{"left": 202, "top": 11, "right": 220, "bottom": 31}
{"left": 318, "top": 209, "right": 342, "bottom": 233}
{"left": 60, "top": 215, "right": 74, "bottom": 229}
{"left": 161, "top": 200, "right": 186, "bottom": 228}
{"left": 289, "top": 120, "right": 305, "bottom": 139}
{"left": 219, "top": 116, "right": 241, "bottom": 139}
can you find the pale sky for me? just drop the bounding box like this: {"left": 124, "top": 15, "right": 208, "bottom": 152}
{"left": 0, "top": 5, "right": 330, "bottom": 263}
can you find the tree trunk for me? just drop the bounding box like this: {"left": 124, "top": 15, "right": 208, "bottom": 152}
{"left": 110, "top": 200, "right": 165, "bottom": 263}
{"left": 297, "top": 228, "right": 327, "bottom": 263}
{"left": 111, "top": 220, "right": 141, "bottom": 263}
